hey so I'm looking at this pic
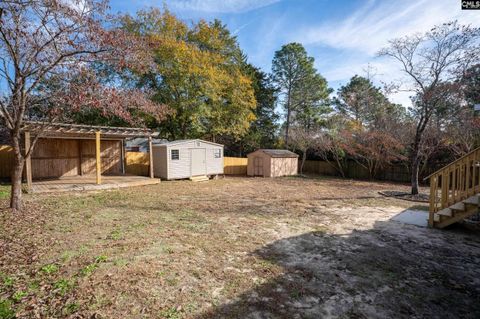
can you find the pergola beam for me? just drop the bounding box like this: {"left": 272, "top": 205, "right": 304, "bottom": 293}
{"left": 21, "top": 121, "right": 155, "bottom": 138}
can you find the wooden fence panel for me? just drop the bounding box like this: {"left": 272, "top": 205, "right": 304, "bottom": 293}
{"left": 224, "top": 157, "right": 248, "bottom": 175}
{"left": 0, "top": 145, "right": 13, "bottom": 179}
{"left": 301, "top": 160, "right": 338, "bottom": 176}
{"left": 125, "top": 152, "right": 150, "bottom": 176}
{"left": 346, "top": 162, "right": 370, "bottom": 180}
{"left": 302, "top": 160, "right": 415, "bottom": 183}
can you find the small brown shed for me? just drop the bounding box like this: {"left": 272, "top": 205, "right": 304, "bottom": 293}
{"left": 247, "top": 149, "right": 299, "bottom": 177}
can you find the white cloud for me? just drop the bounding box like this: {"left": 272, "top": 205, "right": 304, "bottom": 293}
{"left": 300, "top": 0, "right": 480, "bottom": 55}
{"left": 167, "top": 0, "right": 281, "bottom": 13}
{"left": 232, "top": 20, "right": 255, "bottom": 35}
{"left": 62, "top": 0, "right": 88, "bottom": 13}
{"left": 389, "top": 91, "right": 414, "bottom": 107}
{"left": 242, "top": 11, "right": 289, "bottom": 70}
{"left": 323, "top": 57, "right": 417, "bottom": 107}
{"left": 296, "top": 0, "right": 480, "bottom": 108}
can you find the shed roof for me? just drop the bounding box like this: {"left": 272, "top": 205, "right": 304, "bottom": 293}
{"left": 250, "top": 149, "right": 299, "bottom": 158}
{"left": 126, "top": 137, "right": 167, "bottom": 151}
{"left": 154, "top": 139, "right": 224, "bottom": 147}
{"left": 21, "top": 121, "right": 156, "bottom": 139}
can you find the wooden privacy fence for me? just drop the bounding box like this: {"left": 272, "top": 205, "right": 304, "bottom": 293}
{"left": 301, "top": 160, "right": 415, "bottom": 183}
{"left": 125, "top": 152, "right": 150, "bottom": 176}
{"left": 0, "top": 145, "right": 13, "bottom": 179}
{"left": 224, "top": 157, "right": 248, "bottom": 175}
{"left": 301, "top": 160, "right": 338, "bottom": 176}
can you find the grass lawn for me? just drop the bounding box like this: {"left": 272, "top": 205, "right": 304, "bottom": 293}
{"left": 1, "top": 176, "right": 479, "bottom": 318}
{"left": 0, "top": 184, "right": 9, "bottom": 200}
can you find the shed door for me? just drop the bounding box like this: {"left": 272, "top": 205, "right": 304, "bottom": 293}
{"left": 191, "top": 148, "right": 206, "bottom": 176}
{"left": 254, "top": 157, "right": 263, "bottom": 176}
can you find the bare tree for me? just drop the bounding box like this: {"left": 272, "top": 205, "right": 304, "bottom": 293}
{"left": 344, "top": 130, "right": 406, "bottom": 180}
{"left": 314, "top": 132, "right": 349, "bottom": 178}
{"left": 288, "top": 127, "right": 318, "bottom": 175}
{"left": 379, "top": 21, "right": 480, "bottom": 194}
{"left": 444, "top": 107, "right": 480, "bottom": 156}
{"left": 0, "top": 0, "right": 167, "bottom": 210}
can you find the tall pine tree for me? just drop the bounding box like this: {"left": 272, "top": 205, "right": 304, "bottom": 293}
{"left": 272, "top": 43, "right": 331, "bottom": 145}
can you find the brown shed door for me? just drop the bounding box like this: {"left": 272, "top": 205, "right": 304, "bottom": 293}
{"left": 253, "top": 157, "right": 263, "bottom": 176}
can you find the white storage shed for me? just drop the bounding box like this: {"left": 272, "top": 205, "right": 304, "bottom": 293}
{"left": 152, "top": 139, "right": 224, "bottom": 180}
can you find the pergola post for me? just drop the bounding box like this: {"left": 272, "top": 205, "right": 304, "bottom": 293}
{"left": 24, "top": 131, "right": 32, "bottom": 192}
{"left": 120, "top": 140, "right": 126, "bottom": 175}
{"left": 148, "top": 135, "right": 154, "bottom": 178}
{"left": 95, "top": 131, "right": 101, "bottom": 184}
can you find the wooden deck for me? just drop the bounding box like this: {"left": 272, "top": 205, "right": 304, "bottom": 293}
{"left": 30, "top": 175, "right": 160, "bottom": 193}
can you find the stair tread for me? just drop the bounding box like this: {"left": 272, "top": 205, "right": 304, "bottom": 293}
{"left": 450, "top": 202, "right": 465, "bottom": 211}
{"left": 437, "top": 208, "right": 453, "bottom": 217}
{"left": 463, "top": 194, "right": 480, "bottom": 205}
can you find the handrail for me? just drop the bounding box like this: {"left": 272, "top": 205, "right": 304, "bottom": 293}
{"left": 428, "top": 147, "right": 480, "bottom": 227}
{"left": 425, "top": 146, "right": 480, "bottom": 180}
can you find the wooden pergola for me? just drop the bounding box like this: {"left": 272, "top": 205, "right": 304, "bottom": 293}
{"left": 21, "top": 121, "right": 157, "bottom": 191}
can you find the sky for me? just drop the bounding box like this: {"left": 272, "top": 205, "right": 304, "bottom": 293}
{"left": 110, "top": 0, "right": 480, "bottom": 108}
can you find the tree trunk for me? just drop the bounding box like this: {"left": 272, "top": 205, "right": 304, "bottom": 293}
{"left": 410, "top": 155, "right": 420, "bottom": 195}
{"left": 335, "top": 156, "right": 346, "bottom": 178}
{"left": 284, "top": 86, "right": 292, "bottom": 146}
{"left": 10, "top": 151, "right": 24, "bottom": 210}
{"left": 368, "top": 161, "right": 375, "bottom": 180}
{"left": 285, "top": 107, "right": 291, "bottom": 146}
{"left": 300, "top": 150, "right": 306, "bottom": 175}
{"left": 409, "top": 137, "right": 422, "bottom": 195}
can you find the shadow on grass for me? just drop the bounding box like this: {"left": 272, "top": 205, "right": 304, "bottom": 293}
{"left": 197, "top": 220, "right": 480, "bottom": 319}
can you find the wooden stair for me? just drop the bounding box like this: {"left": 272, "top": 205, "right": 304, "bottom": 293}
{"left": 190, "top": 175, "right": 209, "bottom": 182}
{"left": 427, "top": 147, "right": 480, "bottom": 228}
{"left": 432, "top": 195, "right": 479, "bottom": 228}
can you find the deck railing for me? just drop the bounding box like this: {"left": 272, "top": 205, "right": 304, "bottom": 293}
{"left": 427, "top": 147, "right": 480, "bottom": 225}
